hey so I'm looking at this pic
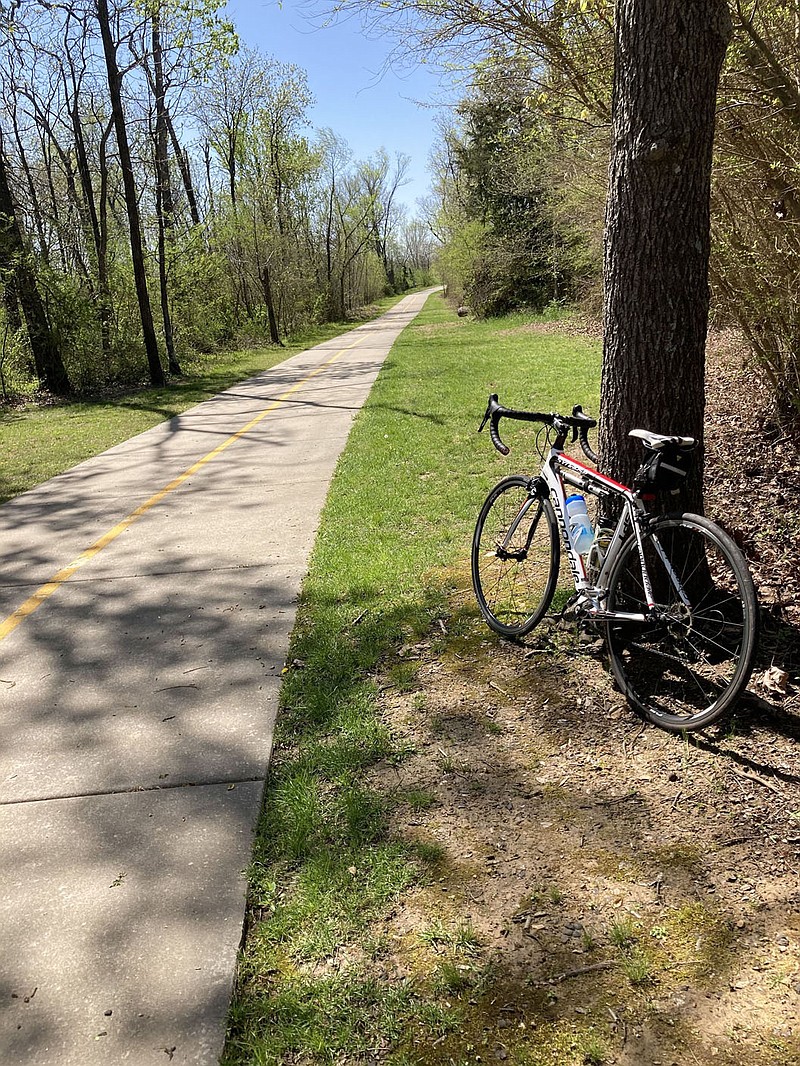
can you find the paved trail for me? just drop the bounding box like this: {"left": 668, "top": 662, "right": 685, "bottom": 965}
{"left": 0, "top": 289, "right": 437, "bottom": 1065}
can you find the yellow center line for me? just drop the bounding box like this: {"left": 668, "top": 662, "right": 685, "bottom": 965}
{"left": 0, "top": 334, "right": 367, "bottom": 645}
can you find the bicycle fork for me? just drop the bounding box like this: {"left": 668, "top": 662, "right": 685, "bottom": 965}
{"left": 495, "top": 492, "right": 543, "bottom": 560}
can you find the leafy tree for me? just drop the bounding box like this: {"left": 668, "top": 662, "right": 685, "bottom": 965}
{"left": 429, "top": 50, "right": 595, "bottom": 315}
{"left": 0, "top": 0, "right": 430, "bottom": 399}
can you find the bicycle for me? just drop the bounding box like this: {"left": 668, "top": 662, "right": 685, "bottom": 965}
{"left": 471, "top": 394, "right": 759, "bottom": 733}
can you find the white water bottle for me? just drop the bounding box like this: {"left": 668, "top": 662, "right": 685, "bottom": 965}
{"left": 566, "top": 494, "right": 593, "bottom": 554}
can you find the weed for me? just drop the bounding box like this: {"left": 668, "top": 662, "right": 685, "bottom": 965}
{"left": 581, "top": 1032, "right": 610, "bottom": 1064}
{"left": 435, "top": 749, "right": 468, "bottom": 774}
{"left": 619, "top": 947, "right": 656, "bottom": 987}
{"left": 419, "top": 918, "right": 480, "bottom": 956}
{"left": 362, "top": 933, "right": 390, "bottom": 961}
{"left": 419, "top": 918, "right": 451, "bottom": 949}
{"left": 453, "top": 919, "right": 480, "bottom": 954}
{"left": 582, "top": 928, "right": 598, "bottom": 952}
{"left": 435, "top": 959, "right": 477, "bottom": 993}
{"left": 609, "top": 916, "right": 638, "bottom": 949}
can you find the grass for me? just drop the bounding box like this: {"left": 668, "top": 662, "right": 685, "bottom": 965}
{"left": 0, "top": 296, "right": 408, "bottom": 504}
{"left": 222, "top": 293, "right": 601, "bottom": 1064}
{"left": 609, "top": 916, "right": 638, "bottom": 949}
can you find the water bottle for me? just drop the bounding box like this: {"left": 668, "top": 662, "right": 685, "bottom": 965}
{"left": 566, "top": 494, "right": 594, "bottom": 554}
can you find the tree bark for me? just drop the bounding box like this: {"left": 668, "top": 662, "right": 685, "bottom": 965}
{"left": 599, "top": 0, "right": 732, "bottom": 510}
{"left": 96, "top": 0, "right": 165, "bottom": 387}
{"left": 0, "top": 136, "right": 72, "bottom": 395}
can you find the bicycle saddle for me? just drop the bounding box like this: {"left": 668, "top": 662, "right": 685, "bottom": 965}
{"left": 628, "top": 428, "right": 696, "bottom": 451}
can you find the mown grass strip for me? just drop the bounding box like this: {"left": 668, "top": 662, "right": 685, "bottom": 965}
{"left": 0, "top": 296, "right": 407, "bottom": 504}
{"left": 222, "top": 294, "right": 601, "bottom": 1065}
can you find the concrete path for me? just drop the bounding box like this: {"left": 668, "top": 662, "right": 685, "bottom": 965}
{"left": 0, "top": 289, "right": 437, "bottom": 1065}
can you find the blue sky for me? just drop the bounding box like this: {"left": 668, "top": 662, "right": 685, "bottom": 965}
{"left": 223, "top": 0, "right": 451, "bottom": 214}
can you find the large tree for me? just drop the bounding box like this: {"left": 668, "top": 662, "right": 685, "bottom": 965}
{"left": 96, "top": 0, "right": 165, "bottom": 387}
{"left": 598, "top": 0, "right": 732, "bottom": 507}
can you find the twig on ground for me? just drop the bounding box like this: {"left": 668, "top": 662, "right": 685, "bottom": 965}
{"left": 727, "top": 764, "right": 783, "bottom": 795}
{"left": 714, "top": 836, "right": 752, "bottom": 850}
{"left": 546, "top": 960, "right": 615, "bottom": 984}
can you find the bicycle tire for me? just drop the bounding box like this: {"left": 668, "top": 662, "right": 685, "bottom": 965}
{"left": 471, "top": 475, "right": 560, "bottom": 638}
{"left": 605, "top": 513, "right": 758, "bottom": 732}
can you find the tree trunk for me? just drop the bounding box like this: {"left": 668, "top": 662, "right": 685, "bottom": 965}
{"left": 599, "top": 0, "right": 732, "bottom": 510}
{"left": 0, "top": 137, "right": 72, "bottom": 395}
{"left": 67, "top": 60, "right": 113, "bottom": 357}
{"left": 152, "top": 6, "right": 181, "bottom": 375}
{"left": 2, "top": 275, "right": 22, "bottom": 335}
{"left": 10, "top": 108, "right": 48, "bottom": 263}
{"left": 259, "top": 261, "right": 283, "bottom": 346}
{"left": 96, "top": 0, "right": 165, "bottom": 387}
{"left": 98, "top": 117, "right": 113, "bottom": 359}
{"left": 166, "top": 114, "right": 201, "bottom": 226}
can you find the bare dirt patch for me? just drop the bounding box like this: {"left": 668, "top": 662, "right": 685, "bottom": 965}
{"left": 369, "top": 335, "right": 800, "bottom": 1065}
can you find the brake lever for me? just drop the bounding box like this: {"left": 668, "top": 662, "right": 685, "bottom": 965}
{"left": 570, "top": 404, "right": 582, "bottom": 443}
{"left": 478, "top": 393, "right": 498, "bottom": 433}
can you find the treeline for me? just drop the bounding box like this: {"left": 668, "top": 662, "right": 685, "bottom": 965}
{"left": 424, "top": 0, "right": 799, "bottom": 419}
{"left": 0, "top": 0, "right": 437, "bottom": 398}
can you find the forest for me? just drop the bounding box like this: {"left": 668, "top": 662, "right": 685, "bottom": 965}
{"left": 1, "top": 0, "right": 798, "bottom": 432}
{"left": 0, "top": 0, "right": 437, "bottom": 397}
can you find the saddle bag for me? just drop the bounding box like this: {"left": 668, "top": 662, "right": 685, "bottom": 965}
{"left": 633, "top": 443, "right": 692, "bottom": 495}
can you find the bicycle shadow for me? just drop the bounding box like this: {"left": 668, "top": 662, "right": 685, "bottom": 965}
{"left": 680, "top": 608, "right": 800, "bottom": 784}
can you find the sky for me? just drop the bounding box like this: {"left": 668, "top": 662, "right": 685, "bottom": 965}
{"left": 222, "top": 0, "right": 452, "bottom": 214}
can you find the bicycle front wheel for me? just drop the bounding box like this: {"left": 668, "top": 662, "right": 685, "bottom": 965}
{"left": 606, "top": 513, "right": 758, "bottom": 732}
{"left": 471, "top": 475, "right": 560, "bottom": 638}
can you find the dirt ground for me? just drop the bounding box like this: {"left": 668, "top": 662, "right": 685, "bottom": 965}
{"left": 370, "top": 334, "right": 800, "bottom": 1066}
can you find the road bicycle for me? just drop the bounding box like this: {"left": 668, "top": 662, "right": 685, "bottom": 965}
{"left": 471, "top": 394, "right": 759, "bottom": 733}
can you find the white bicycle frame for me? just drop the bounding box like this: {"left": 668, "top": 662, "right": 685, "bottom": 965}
{"left": 542, "top": 447, "right": 674, "bottom": 620}
{"left": 499, "top": 445, "right": 694, "bottom": 623}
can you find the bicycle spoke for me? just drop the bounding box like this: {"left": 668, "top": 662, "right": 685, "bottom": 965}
{"left": 472, "top": 478, "right": 560, "bottom": 638}
{"left": 606, "top": 514, "right": 757, "bottom": 731}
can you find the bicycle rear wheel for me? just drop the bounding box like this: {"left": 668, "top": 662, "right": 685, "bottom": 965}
{"left": 471, "top": 475, "right": 560, "bottom": 638}
{"left": 606, "top": 513, "right": 758, "bottom": 732}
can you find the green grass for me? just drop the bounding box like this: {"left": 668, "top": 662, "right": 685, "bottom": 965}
{"left": 222, "top": 293, "right": 601, "bottom": 1064}
{"left": 0, "top": 296, "right": 408, "bottom": 504}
